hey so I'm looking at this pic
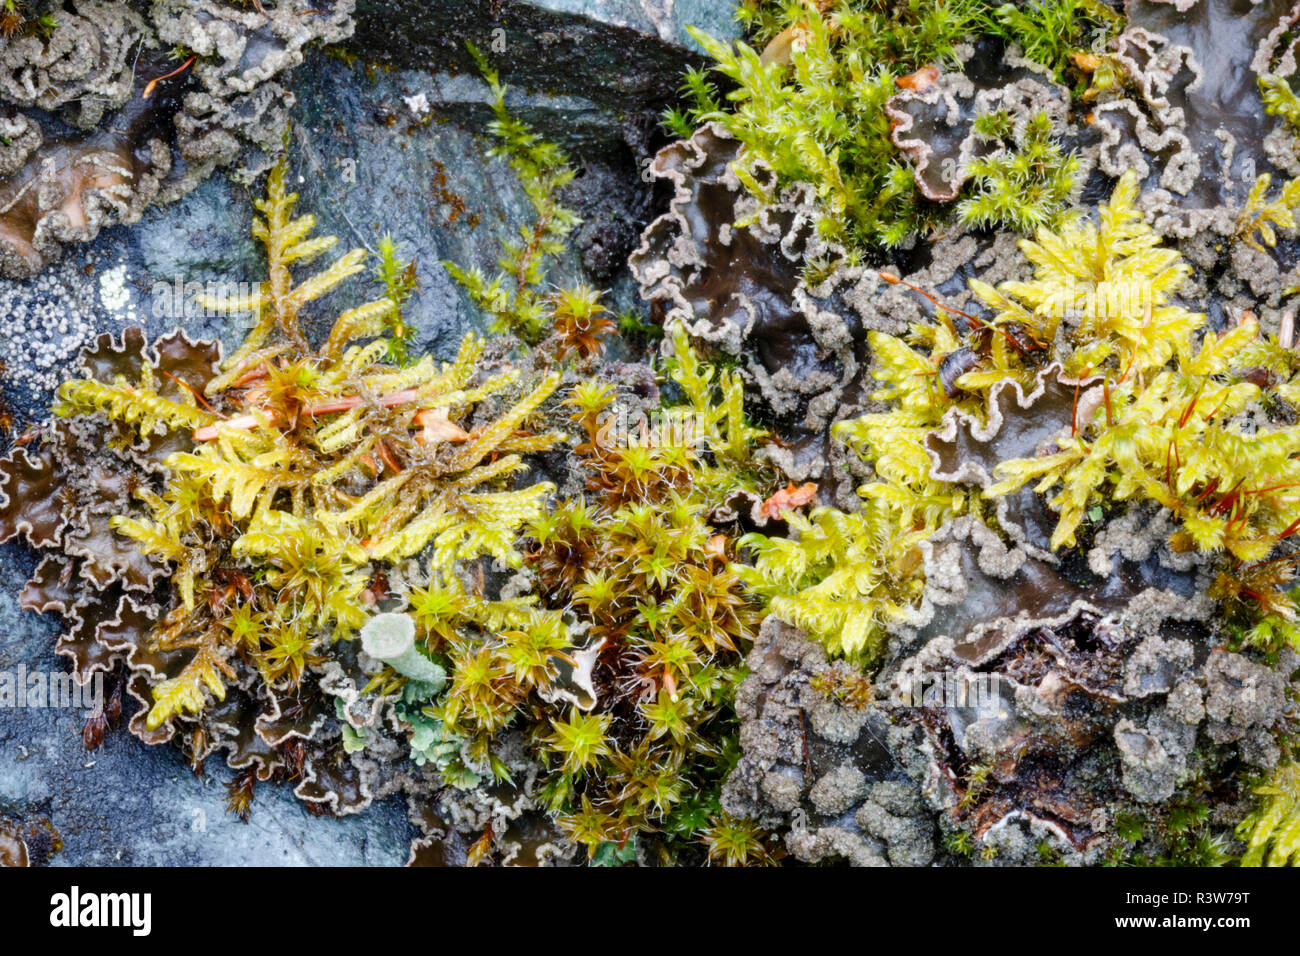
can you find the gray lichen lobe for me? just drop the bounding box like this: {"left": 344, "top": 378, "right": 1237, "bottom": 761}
{"left": 721, "top": 618, "right": 935, "bottom": 866}
{"left": 0, "top": 0, "right": 355, "bottom": 278}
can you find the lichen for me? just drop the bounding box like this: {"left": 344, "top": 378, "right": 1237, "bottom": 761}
{"left": 630, "top": 123, "right": 870, "bottom": 481}
{"left": 0, "top": 815, "right": 60, "bottom": 867}
{"left": 10, "top": 0, "right": 1300, "bottom": 869}
{"left": 0, "top": 0, "right": 355, "bottom": 277}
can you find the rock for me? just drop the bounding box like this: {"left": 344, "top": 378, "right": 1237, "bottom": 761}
{"left": 349, "top": 0, "right": 739, "bottom": 116}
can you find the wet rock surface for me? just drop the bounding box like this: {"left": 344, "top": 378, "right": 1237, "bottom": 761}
{"left": 350, "top": 0, "right": 738, "bottom": 117}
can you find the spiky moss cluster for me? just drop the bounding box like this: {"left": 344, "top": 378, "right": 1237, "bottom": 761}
{"left": 668, "top": 0, "right": 1114, "bottom": 250}
{"left": 958, "top": 109, "right": 1080, "bottom": 233}
{"left": 0, "top": 158, "right": 564, "bottom": 804}
{"left": 521, "top": 329, "right": 781, "bottom": 863}
{"left": 1262, "top": 72, "right": 1300, "bottom": 136}
{"left": 368, "top": 325, "right": 787, "bottom": 866}
{"left": 393, "top": 74, "right": 789, "bottom": 863}
{"left": 395, "top": 326, "right": 784, "bottom": 864}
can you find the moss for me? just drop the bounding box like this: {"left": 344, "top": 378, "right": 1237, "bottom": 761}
{"left": 443, "top": 45, "right": 582, "bottom": 344}
{"left": 0, "top": 0, "right": 57, "bottom": 38}
{"left": 964, "top": 171, "right": 1300, "bottom": 570}
{"left": 7, "top": 152, "right": 564, "bottom": 754}
{"left": 1235, "top": 173, "right": 1300, "bottom": 254}
{"left": 9, "top": 2, "right": 1300, "bottom": 866}
{"left": 521, "top": 330, "right": 779, "bottom": 861}
{"left": 373, "top": 235, "right": 419, "bottom": 364}
{"left": 958, "top": 110, "right": 1080, "bottom": 233}
{"left": 1239, "top": 761, "right": 1300, "bottom": 865}
{"left": 680, "top": 2, "right": 976, "bottom": 249}
{"left": 988, "top": 0, "right": 1122, "bottom": 86}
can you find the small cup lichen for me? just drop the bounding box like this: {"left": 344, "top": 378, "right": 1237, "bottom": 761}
{"left": 360, "top": 613, "right": 445, "bottom": 687}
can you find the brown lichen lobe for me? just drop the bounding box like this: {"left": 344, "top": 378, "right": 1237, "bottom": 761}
{"left": 886, "top": 54, "right": 1072, "bottom": 203}
{"left": 1093, "top": 0, "right": 1300, "bottom": 234}
{"left": 0, "top": 816, "right": 61, "bottom": 867}
{"left": 926, "top": 362, "right": 1102, "bottom": 491}
{"left": 629, "top": 123, "right": 876, "bottom": 484}
{"left": 0, "top": 2, "right": 169, "bottom": 275}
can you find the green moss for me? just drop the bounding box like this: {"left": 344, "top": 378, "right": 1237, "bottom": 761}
{"left": 444, "top": 46, "right": 617, "bottom": 362}
{"left": 988, "top": 0, "right": 1122, "bottom": 85}
{"left": 679, "top": 1, "right": 988, "bottom": 249}
{"left": 1235, "top": 172, "right": 1300, "bottom": 254}
{"left": 966, "top": 171, "right": 1300, "bottom": 566}
{"left": 373, "top": 235, "right": 418, "bottom": 364}
{"left": 745, "top": 166, "right": 1300, "bottom": 686}
{"left": 54, "top": 157, "right": 564, "bottom": 729}
{"left": 0, "top": 0, "right": 58, "bottom": 38}
{"left": 958, "top": 110, "right": 1080, "bottom": 233}
{"left": 1261, "top": 73, "right": 1300, "bottom": 136}
{"left": 522, "top": 329, "right": 778, "bottom": 861}
{"left": 670, "top": 0, "right": 1121, "bottom": 252}
{"left": 739, "top": 320, "right": 978, "bottom": 663}
{"left": 1239, "top": 762, "right": 1300, "bottom": 866}
{"left": 443, "top": 45, "right": 581, "bottom": 343}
